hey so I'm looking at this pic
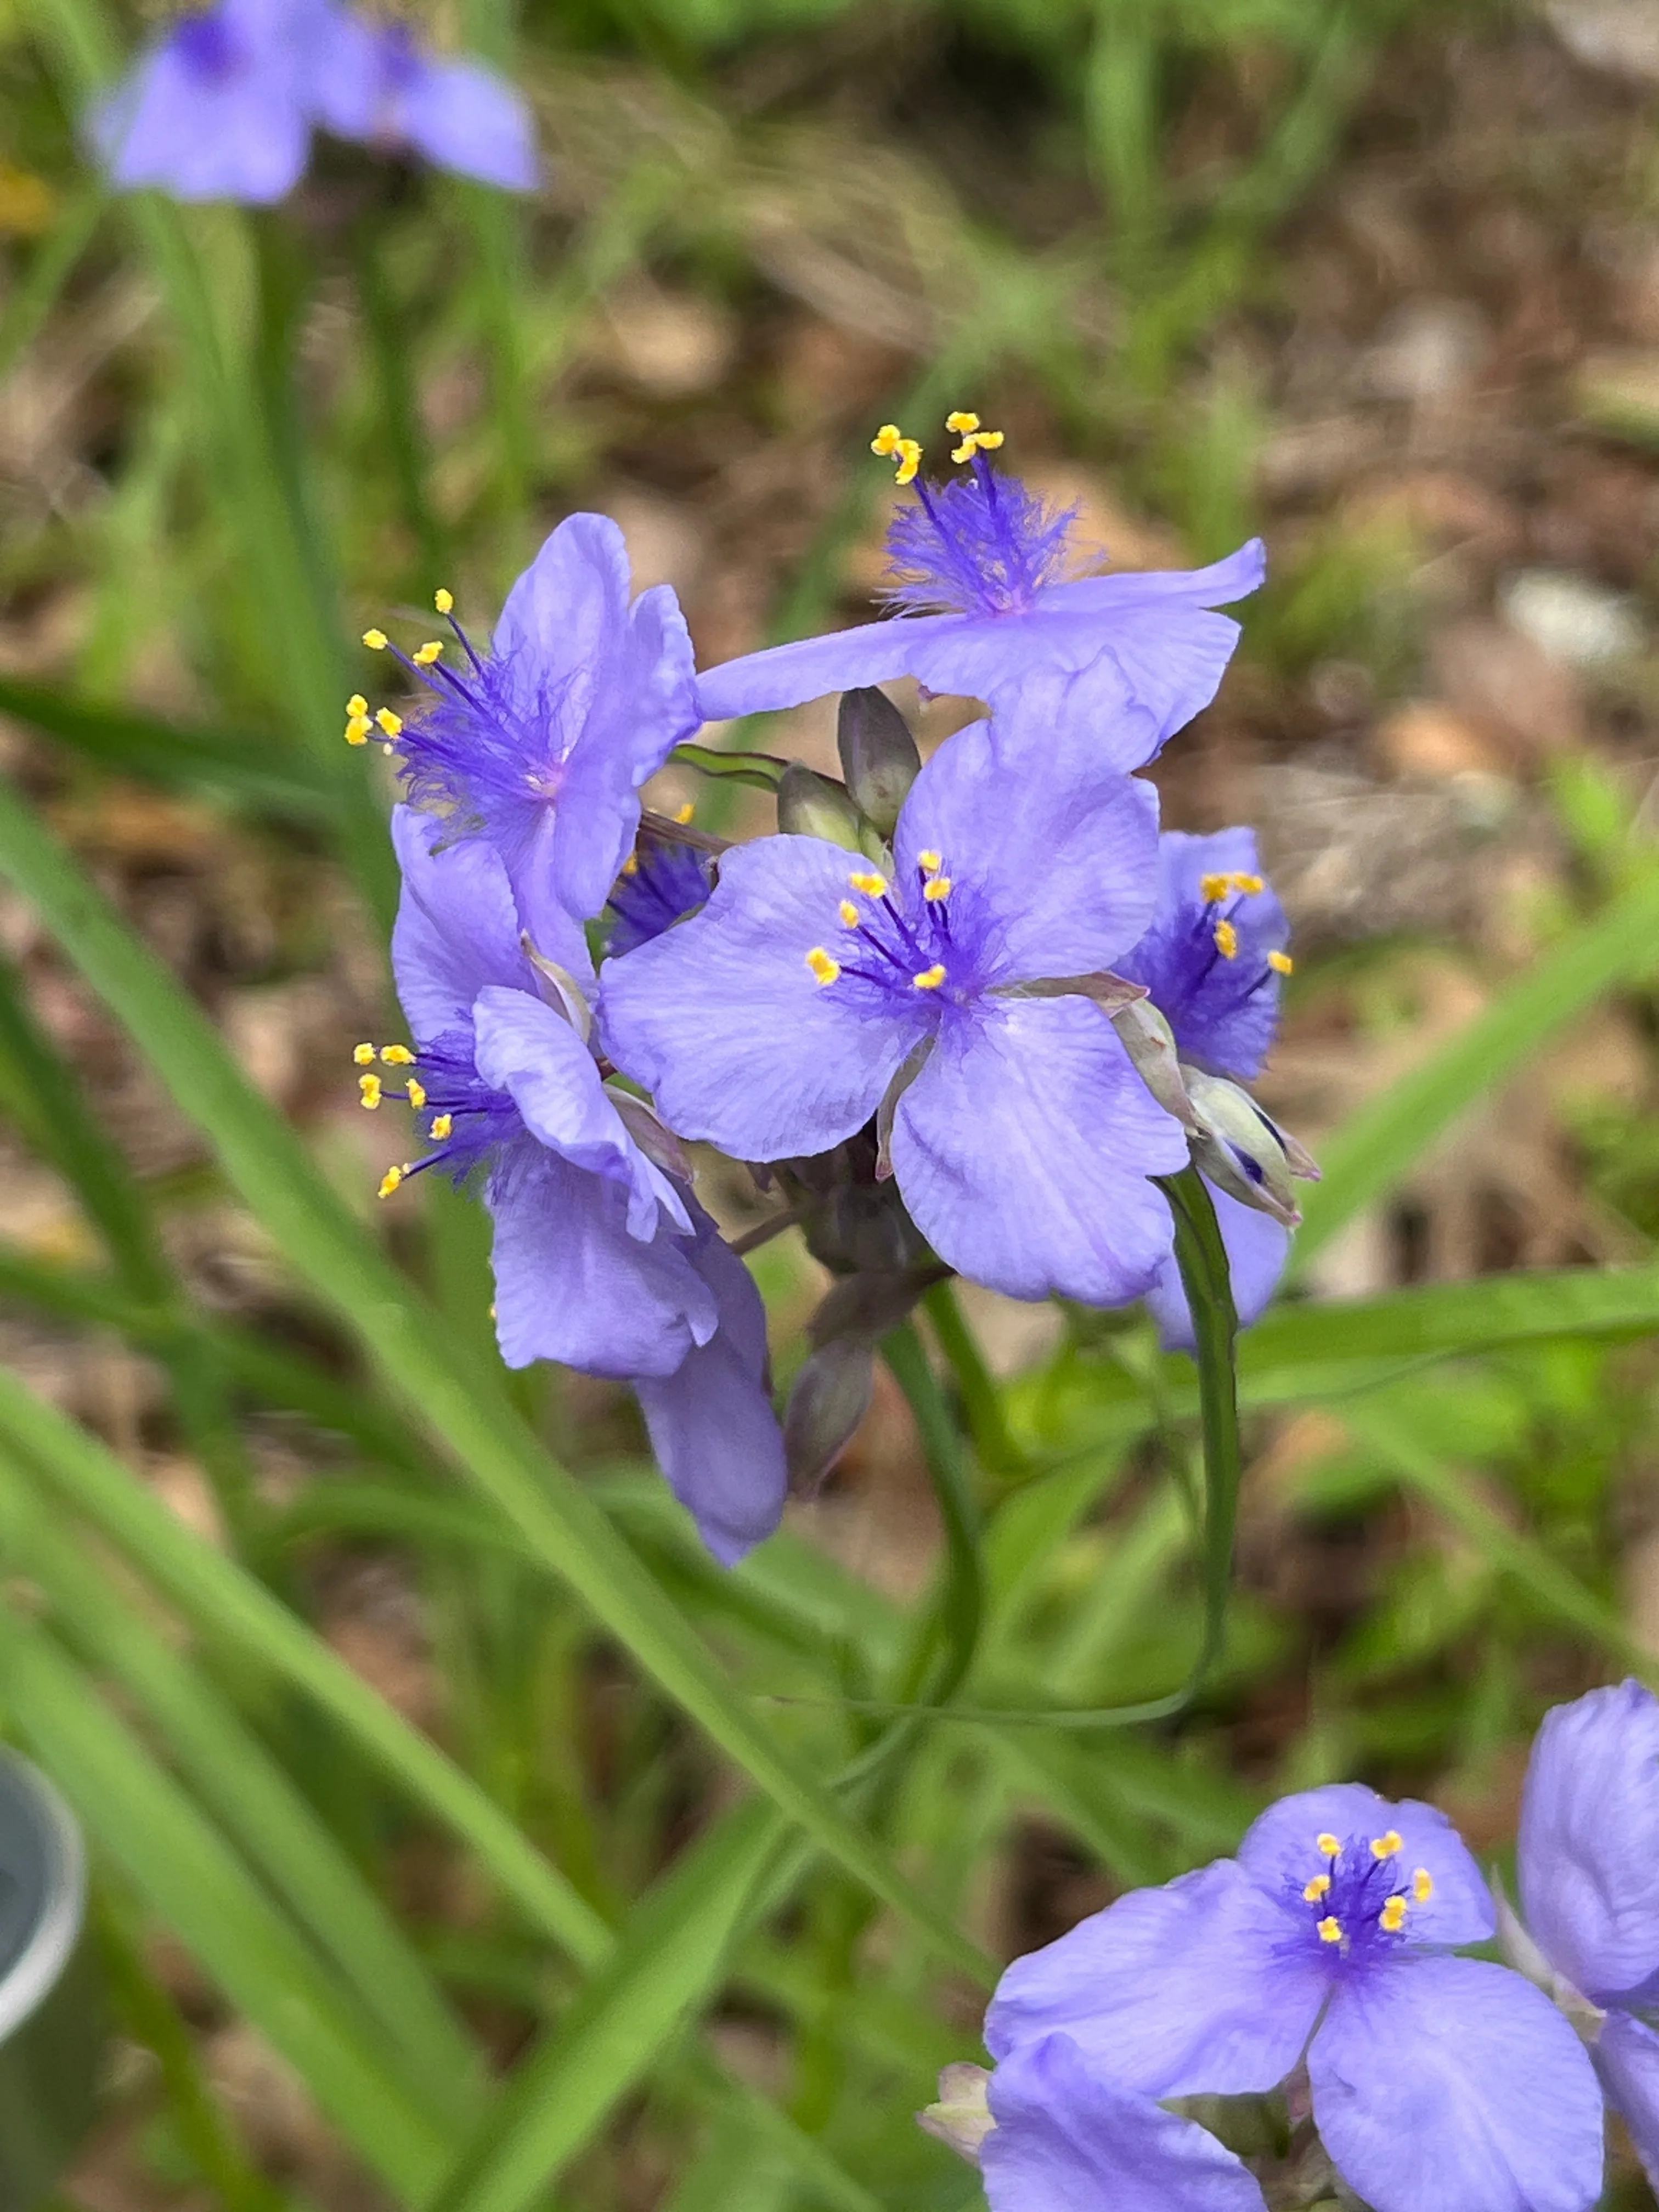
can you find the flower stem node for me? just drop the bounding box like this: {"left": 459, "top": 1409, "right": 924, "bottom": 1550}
{"left": 836, "top": 687, "right": 921, "bottom": 839}
{"left": 1183, "top": 1069, "right": 1318, "bottom": 1228}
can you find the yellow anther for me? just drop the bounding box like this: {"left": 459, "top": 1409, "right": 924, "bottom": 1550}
{"left": 1303, "top": 1874, "right": 1331, "bottom": 1903}
{"left": 434, "top": 588, "right": 454, "bottom": 614}
{"left": 377, "top": 1164, "right": 404, "bottom": 1199}
{"left": 1317, "top": 1833, "right": 1342, "bottom": 1859}
{"left": 1269, "top": 949, "right": 1294, "bottom": 975}
{"left": 431, "top": 1113, "right": 453, "bottom": 1141}
{"left": 838, "top": 899, "right": 860, "bottom": 927}
{"left": 1214, "top": 919, "right": 1239, "bottom": 960}
{"left": 353, "top": 1042, "right": 376, "bottom": 1065}
{"left": 347, "top": 694, "right": 369, "bottom": 718}
{"left": 413, "top": 640, "right": 444, "bottom": 666}
{"left": 806, "top": 947, "right": 842, "bottom": 986}
{"left": 345, "top": 716, "right": 372, "bottom": 747}
{"left": 872, "top": 424, "right": 924, "bottom": 481}
{"left": 620, "top": 851, "right": 640, "bottom": 877}
{"left": 362, "top": 628, "right": 388, "bottom": 651}
{"left": 1199, "top": 872, "right": 1231, "bottom": 904}
{"left": 1380, "top": 1895, "right": 1408, "bottom": 1933}
{"left": 1317, "top": 1917, "right": 1342, "bottom": 1945}
{"left": 406, "top": 1077, "right": 427, "bottom": 1111}
{"left": 380, "top": 1044, "right": 415, "bottom": 1065}
{"left": 1412, "top": 1868, "right": 1434, "bottom": 1903}
{"left": 358, "top": 1074, "right": 382, "bottom": 1110}
{"left": 951, "top": 428, "right": 1005, "bottom": 463}
{"left": 917, "top": 849, "right": 943, "bottom": 872}
{"left": 1370, "top": 1831, "right": 1404, "bottom": 1860}
{"left": 674, "top": 800, "right": 696, "bottom": 825}
{"left": 1233, "top": 873, "right": 1265, "bottom": 895}
{"left": 376, "top": 707, "right": 403, "bottom": 738}
{"left": 923, "top": 876, "right": 952, "bottom": 902}
{"left": 849, "top": 871, "right": 888, "bottom": 897}
{"left": 913, "top": 963, "right": 947, "bottom": 991}
{"left": 944, "top": 410, "right": 980, "bottom": 435}
{"left": 893, "top": 441, "right": 922, "bottom": 485}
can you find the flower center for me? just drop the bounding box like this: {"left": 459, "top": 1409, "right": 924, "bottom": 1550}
{"left": 1293, "top": 1829, "right": 1435, "bottom": 1967}
{"left": 354, "top": 1033, "right": 520, "bottom": 1198}
{"left": 871, "top": 414, "right": 1077, "bottom": 619}
{"left": 805, "top": 853, "right": 958, "bottom": 1002}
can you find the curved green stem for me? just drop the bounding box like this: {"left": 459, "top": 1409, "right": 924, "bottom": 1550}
{"left": 922, "top": 1278, "right": 1025, "bottom": 1476}
{"left": 879, "top": 1321, "right": 984, "bottom": 1712}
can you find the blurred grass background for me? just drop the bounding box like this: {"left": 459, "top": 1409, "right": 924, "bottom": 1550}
{"left": 6, "top": 0, "right": 1659, "bottom": 2205}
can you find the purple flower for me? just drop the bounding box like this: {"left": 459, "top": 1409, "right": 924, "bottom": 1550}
{"left": 1513, "top": 1680, "right": 1659, "bottom": 2196}
{"left": 986, "top": 1781, "right": 1605, "bottom": 2212}
{"left": 385, "top": 806, "right": 785, "bottom": 1563}
{"left": 693, "top": 421, "right": 1264, "bottom": 768}
{"left": 312, "top": 12, "right": 537, "bottom": 191}
{"left": 366, "top": 516, "right": 700, "bottom": 939}
{"left": 599, "top": 699, "right": 1189, "bottom": 1309}
{"left": 88, "top": 0, "right": 318, "bottom": 202}
{"left": 606, "top": 838, "right": 712, "bottom": 957}
{"left": 970, "top": 2036, "right": 1268, "bottom": 2212}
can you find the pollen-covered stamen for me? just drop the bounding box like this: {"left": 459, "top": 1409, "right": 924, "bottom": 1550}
{"left": 806, "top": 947, "right": 842, "bottom": 986}
{"left": 1318, "top": 1834, "right": 1342, "bottom": 1858}
{"left": 1318, "top": 1917, "right": 1342, "bottom": 1944}
{"left": 1380, "top": 1895, "right": 1408, "bottom": 1933}
{"left": 1268, "top": 949, "right": 1294, "bottom": 975}
{"left": 353, "top": 1041, "right": 376, "bottom": 1065}
{"left": 945, "top": 408, "right": 1006, "bottom": 464}
{"left": 1371, "top": 1831, "right": 1404, "bottom": 1860}
{"left": 1214, "top": 919, "right": 1239, "bottom": 960}
{"left": 1303, "top": 1874, "right": 1331, "bottom": 1902}
{"left": 871, "top": 422, "right": 923, "bottom": 486}
{"left": 878, "top": 413, "right": 1076, "bottom": 619}
{"left": 1413, "top": 1868, "right": 1434, "bottom": 1902}
{"left": 913, "top": 963, "right": 947, "bottom": 991}
{"left": 1295, "top": 1829, "right": 1422, "bottom": 1963}
{"left": 358, "top": 1073, "right": 382, "bottom": 1109}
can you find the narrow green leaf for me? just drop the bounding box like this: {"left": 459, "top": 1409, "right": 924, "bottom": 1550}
{"left": 670, "top": 743, "right": 789, "bottom": 792}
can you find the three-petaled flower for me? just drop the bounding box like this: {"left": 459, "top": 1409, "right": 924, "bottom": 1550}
{"left": 986, "top": 1781, "right": 1604, "bottom": 2212}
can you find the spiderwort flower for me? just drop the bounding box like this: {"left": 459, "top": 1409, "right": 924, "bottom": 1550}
{"left": 693, "top": 414, "right": 1265, "bottom": 766}
{"left": 381, "top": 806, "right": 785, "bottom": 1563}
{"left": 356, "top": 515, "right": 700, "bottom": 939}
{"left": 606, "top": 834, "right": 713, "bottom": 957}
{"left": 312, "top": 10, "right": 537, "bottom": 191}
{"left": 1511, "top": 1680, "right": 1659, "bottom": 2193}
{"left": 921, "top": 2038, "right": 1268, "bottom": 2212}
{"left": 88, "top": 0, "right": 318, "bottom": 202}
{"left": 600, "top": 694, "right": 1189, "bottom": 1308}
{"left": 987, "top": 1782, "right": 1605, "bottom": 2212}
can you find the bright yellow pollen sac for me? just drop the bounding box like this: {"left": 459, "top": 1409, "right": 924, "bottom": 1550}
{"left": 871, "top": 424, "right": 924, "bottom": 484}
{"left": 1317, "top": 1916, "right": 1342, "bottom": 1945}
{"left": 923, "top": 876, "right": 952, "bottom": 901}
{"left": 871, "top": 422, "right": 907, "bottom": 457}
{"left": 431, "top": 1113, "right": 453, "bottom": 1141}
{"left": 1199, "top": 872, "right": 1231, "bottom": 904}
{"left": 806, "top": 947, "right": 842, "bottom": 986}
{"left": 674, "top": 800, "right": 696, "bottom": 825}
{"left": 944, "top": 410, "right": 980, "bottom": 435}
{"left": 1214, "top": 919, "right": 1239, "bottom": 960}
{"left": 1370, "top": 1831, "right": 1404, "bottom": 1860}
{"left": 1317, "top": 1833, "right": 1342, "bottom": 1859}
{"left": 377, "top": 1165, "right": 404, "bottom": 1199}
{"left": 345, "top": 716, "right": 372, "bottom": 747}
{"left": 434, "top": 588, "right": 454, "bottom": 615}
{"left": 917, "top": 849, "right": 944, "bottom": 872}
{"left": 381, "top": 1044, "right": 415, "bottom": 1066}
{"left": 1233, "top": 872, "right": 1265, "bottom": 895}
{"left": 376, "top": 707, "right": 403, "bottom": 738}
{"left": 1268, "top": 950, "right": 1294, "bottom": 975}
{"left": 893, "top": 440, "right": 922, "bottom": 486}
{"left": 838, "top": 899, "right": 860, "bottom": 927}
{"left": 353, "top": 1042, "right": 376, "bottom": 1065}
{"left": 1380, "top": 1895, "right": 1408, "bottom": 1933}
{"left": 406, "top": 1077, "right": 427, "bottom": 1111}
{"left": 1413, "top": 1868, "right": 1434, "bottom": 1903}
{"left": 362, "top": 628, "right": 388, "bottom": 651}
{"left": 414, "top": 640, "right": 444, "bottom": 667}
{"left": 1303, "top": 1874, "right": 1331, "bottom": 1903}
{"left": 913, "top": 963, "right": 947, "bottom": 991}
{"left": 358, "top": 1074, "right": 382, "bottom": 1110}
{"left": 849, "top": 871, "right": 888, "bottom": 897}
{"left": 347, "top": 693, "right": 369, "bottom": 718}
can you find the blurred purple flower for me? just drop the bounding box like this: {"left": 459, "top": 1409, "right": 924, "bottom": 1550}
{"left": 1513, "top": 1679, "right": 1659, "bottom": 2195}
{"left": 969, "top": 2036, "right": 1268, "bottom": 2212}
{"left": 88, "top": 0, "right": 317, "bottom": 202}
{"left": 600, "top": 697, "right": 1188, "bottom": 1308}
{"left": 1118, "top": 827, "right": 1295, "bottom": 1346}
{"left": 385, "top": 806, "right": 784, "bottom": 1562}
{"left": 313, "top": 12, "right": 537, "bottom": 190}
{"left": 373, "top": 515, "right": 700, "bottom": 940}
{"left": 987, "top": 1781, "right": 1605, "bottom": 2212}
{"left": 694, "top": 426, "right": 1264, "bottom": 766}
{"left": 606, "top": 837, "right": 713, "bottom": 957}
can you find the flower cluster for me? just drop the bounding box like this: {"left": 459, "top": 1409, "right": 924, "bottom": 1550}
{"left": 89, "top": 0, "right": 537, "bottom": 203}
{"left": 929, "top": 1680, "right": 1659, "bottom": 2212}
{"left": 353, "top": 415, "right": 1297, "bottom": 1557}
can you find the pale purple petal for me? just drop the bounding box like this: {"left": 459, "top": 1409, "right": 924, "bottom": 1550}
{"left": 486, "top": 1141, "right": 713, "bottom": 1379}
{"left": 633, "top": 1219, "right": 786, "bottom": 1566}
{"left": 982, "top": 2034, "right": 1268, "bottom": 2212}
{"left": 891, "top": 699, "right": 1161, "bottom": 981}
{"left": 305, "top": 4, "right": 382, "bottom": 136}
{"left": 1310, "top": 1957, "right": 1604, "bottom": 2212}
{"left": 89, "top": 8, "right": 311, "bottom": 202}
{"left": 1593, "top": 2010, "right": 1659, "bottom": 2194}
{"left": 471, "top": 987, "right": 689, "bottom": 1240}
{"left": 1143, "top": 1182, "right": 1290, "bottom": 1352}
{"left": 390, "top": 806, "right": 538, "bottom": 1044}
{"left": 1519, "top": 1680, "right": 1659, "bottom": 2004}
{"left": 985, "top": 1858, "right": 1323, "bottom": 2097}
{"left": 494, "top": 511, "right": 633, "bottom": 673}
{"left": 889, "top": 996, "right": 1188, "bottom": 1307}
{"left": 398, "top": 55, "right": 537, "bottom": 190}
{"left": 599, "top": 833, "right": 930, "bottom": 1160}
{"left": 1237, "top": 1784, "right": 1494, "bottom": 1949}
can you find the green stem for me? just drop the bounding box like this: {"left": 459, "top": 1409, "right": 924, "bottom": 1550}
{"left": 352, "top": 217, "right": 449, "bottom": 588}
{"left": 878, "top": 1322, "right": 983, "bottom": 1712}
{"left": 922, "top": 1278, "right": 1024, "bottom": 1476}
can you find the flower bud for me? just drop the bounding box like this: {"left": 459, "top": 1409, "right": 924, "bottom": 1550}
{"left": 916, "top": 2063, "right": 995, "bottom": 2166}
{"left": 1183, "top": 1070, "right": 1311, "bottom": 1227}
{"left": 783, "top": 1337, "right": 874, "bottom": 1496}
{"left": 776, "top": 764, "right": 865, "bottom": 853}
{"left": 837, "top": 686, "right": 921, "bottom": 838}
